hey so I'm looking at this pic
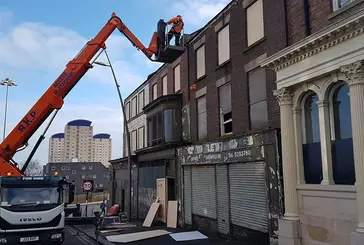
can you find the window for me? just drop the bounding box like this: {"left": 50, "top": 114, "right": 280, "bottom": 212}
{"left": 162, "top": 75, "right": 168, "bottom": 95}
{"left": 174, "top": 64, "right": 181, "bottom": 92}
{"left": 333, "top": 0, "right": 354, "bottom": 10}
{"left": 138, "top": 91, "right": 145, "bottom": 113}
{"left": 330, "top": 83, "right": 355, "bottom": 185}
{"left": 217, "top": 25, "right": 230, "bottom": 65}
{"left": 82, "top": 175, "right": 85, "bottom": 179}
{"left": 66, "top": 166, "right": 70, "bottom": 170}
{"left": 131, "top": 130, "right": 137, "bottom": 152}
{"left": 89, "top": 165, "right": 93, "bottom": 170}
{"left": 219, "top": 83, "right": 232, "bottom": 135}
{"left": 196, "top": 45, "right": 205, "bottom": 79}
{"left": 246, "top": 0, "right": 264, "bottom": 46}
{"left": 152, "top": 83, "right": 158, "bottom": 100}
{"left": 248, "top": 68, "right": 268, "bottom": 129}
{"left": 197, "top": 95, "right": 207, "bottom": 140}
{"left": 93, "top": 174, "right": 97, "bottom": 179}
{"left": 125, "top": 102, "right": 130, "bottom": 120}
{"left": 51, "top": 166, "right": 55, "bottom": 170}
{"left": 61, "top": 166, "right": 65, "bottom": 170}
{"left": 138, "top": 127, "right": 144, "bottom": 149}
{"left": 72, "top": 170, "right": 76, "bottom": 174}
{"left": 66, "top": 175, "right": 69, "bottom": 180}
{"left": 131, "top": 97, "right": 137, "bottom": 118}
{"left": 301, "top": 92, "right": 322, "bottom": 184}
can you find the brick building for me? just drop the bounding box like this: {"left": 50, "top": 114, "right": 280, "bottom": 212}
{"left": 177, "top": 0, "right": 287, "bottom": 244}
{"left": 261, "top": 2, "right": 364, "bottom": 245}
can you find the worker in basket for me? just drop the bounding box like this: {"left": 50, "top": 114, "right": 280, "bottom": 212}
{"left": 166, "top": 15, "right": 184, "bottom": 46}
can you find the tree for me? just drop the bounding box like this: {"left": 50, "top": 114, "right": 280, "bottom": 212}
{"left": 18, "top": 159, "right": 43, "bottom": 176}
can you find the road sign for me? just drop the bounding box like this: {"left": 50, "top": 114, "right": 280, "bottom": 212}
{"left": 82, "top": 180, "right": 93, "bottom": 192}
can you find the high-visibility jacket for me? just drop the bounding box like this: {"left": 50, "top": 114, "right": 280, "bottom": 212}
{"left": 167, "top": 16, "right": 184, "bottom": 34}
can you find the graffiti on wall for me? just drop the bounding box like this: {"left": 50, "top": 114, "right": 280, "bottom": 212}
{"left": 182, "top": 104, "right": 191, "bottom": 141}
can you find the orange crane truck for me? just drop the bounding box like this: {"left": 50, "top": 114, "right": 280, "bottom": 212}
{"left": 0, "top": 13, "right": 183, "bottom": 245}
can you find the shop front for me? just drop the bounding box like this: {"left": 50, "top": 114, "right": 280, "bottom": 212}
{"left": 179, "top": 130, "right": 283, "bottom": 245}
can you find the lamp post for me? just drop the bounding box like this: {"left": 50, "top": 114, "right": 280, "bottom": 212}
{"left": 0, "top": 78, "right": 17, "bottom": 141}
{"left": 93, "top": 52, "right": 133, "bottom": 222}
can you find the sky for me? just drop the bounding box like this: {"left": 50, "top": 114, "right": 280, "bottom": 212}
{"left": 0, "top": 0, "right": 230, "bottom": 165}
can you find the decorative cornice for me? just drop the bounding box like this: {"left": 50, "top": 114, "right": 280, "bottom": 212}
{"left": 340, "top": 60, "right": 364, "bottom": 86}
{"left": 273, "top": 87, "right": 294, "bottom": 106}
{"left": 260, "top": 9, "right": 364, "bottom": 71}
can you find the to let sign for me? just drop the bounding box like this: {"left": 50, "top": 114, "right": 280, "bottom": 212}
{"left": 180, "top": 146, "right": 265, "bottom": 166}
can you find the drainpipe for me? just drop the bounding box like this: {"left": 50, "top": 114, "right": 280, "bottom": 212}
{"left": 303, "top": 0, "right": 311, "bottom": 36}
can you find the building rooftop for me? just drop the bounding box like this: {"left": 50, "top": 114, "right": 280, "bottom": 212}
{"left": 93, "top": 133, "right": 111, "bottom": 139}
{"left": 67, "top": 119, "right": 92, "bottom": 127}
{"left": 51, "top": 133, "right": 64, "bottom": 138}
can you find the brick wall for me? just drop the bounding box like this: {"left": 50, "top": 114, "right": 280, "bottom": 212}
{"left": 287, "top": 0, "right": 364, "bottom": 45}
{"left": 147, "top": 52, "right": 188, "bottom": 104}
{"left": 188, "top": 0, "right": 287, "bottom": 143}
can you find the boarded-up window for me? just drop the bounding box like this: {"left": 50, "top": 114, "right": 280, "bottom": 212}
{"left": 125, "top": 102, "right": 130, "bottom": 120}
{"left": 152, "top": 83, "right": 157, "bottom": 100}
{"left": 131, "top": 130, "right": 137, "bottom": 152}
{"left": 333, "top": 0, "right": 354, "bottom": 11}
{"left": 219, "top": 83, "right": 232, "bottom": 135}
{"left": 248, "top": 67, "right": 268, "bottom": 129}
{"left": 247, "top": 0, "right": 264, "bottom": 46}
{"left": 174, "top": 64, "right": 181, "bottom": 92}
{"left": 131, "top": 97, "right": 137, "bottom": 118}
{"left": 138, "top": 90, "right": 144, "bottom": 113}
{"left": 197, "top": 95, "right": 207, "bottom": 140}
{"left": 162, "top": 75, "right": 168, "bottom": 95}
{"left": 196, "top": 45, "right": 205, "bottom": 79}
{"left": 138, "top": 127, "right": 144, "bottom": 149}
{"left": 218, "top": 25, "right": 230, "bottom": 65}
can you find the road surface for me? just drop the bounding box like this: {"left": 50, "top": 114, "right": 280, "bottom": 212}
{"left": 65, "top": 226, "right": 98, "bottom": 245}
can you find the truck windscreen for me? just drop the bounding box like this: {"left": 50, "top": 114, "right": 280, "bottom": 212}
{"left": 0, "top": 187, "right": 62, "bottom": 206}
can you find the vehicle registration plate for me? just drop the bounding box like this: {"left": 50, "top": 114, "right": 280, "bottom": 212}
{"left": 20, "top": 236, "right": 39, "bottom": 242}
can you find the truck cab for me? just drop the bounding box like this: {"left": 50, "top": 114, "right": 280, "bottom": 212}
{"left": 0, "top": 176, "right": 74, "bottom": 245}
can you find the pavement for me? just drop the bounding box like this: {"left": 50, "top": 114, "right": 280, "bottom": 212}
{"left": 65, "top": 226, "right": 99, "bottom": 245}
{"left": 70, "top": 221, "right": 261, "bottom": 245}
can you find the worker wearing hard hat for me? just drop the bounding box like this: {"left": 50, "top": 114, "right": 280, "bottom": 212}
{"left": 166, "top": 15, "right": 184, "bottom": 46}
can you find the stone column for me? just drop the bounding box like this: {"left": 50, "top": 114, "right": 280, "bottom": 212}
{"left": 292, "top": 107, "right": 305, "bottom": 184}
{"left": 274, "top": 88, "right": 301, "bottom": 245}
{"left": 341, "top": 61, "right": 364, "bottom": 245}
{"left": 317, "top": 100, "right": 334, "bottom": 185}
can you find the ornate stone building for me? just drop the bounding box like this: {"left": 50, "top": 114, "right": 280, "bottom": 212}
{"left": 261, "top": 9, "right": 364, "bottom": 245}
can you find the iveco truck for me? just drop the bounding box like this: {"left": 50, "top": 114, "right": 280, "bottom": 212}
{"left": 0, "top": 176, "right": 74, "bottom": 244}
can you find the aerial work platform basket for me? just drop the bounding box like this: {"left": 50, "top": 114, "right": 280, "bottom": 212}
{"left": 155, "top": 19, "right": 185, "bottom": 63}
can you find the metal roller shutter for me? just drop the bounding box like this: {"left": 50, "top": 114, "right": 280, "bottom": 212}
{"left": 192, "top": 166, "right": 217, "bottom": 219}
{"left": 216, "top": 164, "right": 230, "bottom": 235}
{"left": 183, "top": 166, "right": 192, "bottom": 225}
{"left": 229, "top": 162, "right": 268, "bottom": 233}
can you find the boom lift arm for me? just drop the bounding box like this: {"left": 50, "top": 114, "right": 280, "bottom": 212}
{"left": 0, "top": 13, "right": 163, "bottom": 176}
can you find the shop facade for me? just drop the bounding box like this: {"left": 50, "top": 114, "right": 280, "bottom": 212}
{"left": 178, "top": 130, "right": 283, "bottom": 245}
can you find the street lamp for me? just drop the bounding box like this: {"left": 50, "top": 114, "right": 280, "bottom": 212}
{"left": 0, "top": 78, "right": 17, "bottom": 141}
{"left": 93, "top": 53, "right": 133, "bottom": 222}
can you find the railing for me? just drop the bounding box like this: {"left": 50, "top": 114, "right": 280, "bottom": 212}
{"left": 164, "top": 24, "right": 185, "bottom": 47}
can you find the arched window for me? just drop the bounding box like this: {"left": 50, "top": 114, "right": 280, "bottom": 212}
{"left": 301, "top": 92, "right": 322, "bottom": 184}
{"left": 330, "top": 83, "right": 355, "bottom": 185}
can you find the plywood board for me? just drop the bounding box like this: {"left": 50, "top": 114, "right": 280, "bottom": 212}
{"left": 156, "top": 178, "right": 168, "bottom": 223}
{"left": 106, "top": 229, "right": 171, "bottom": 243}
{"left": 167, "top": 201, "right": 178, "bottom": 228}
{"left": 100, "top": 228, "right": 123, "bottom": 233}
{"left": 169, "top": 231, "right": 208, "bottom": 241}
{"left": 142, "top": 202, "right": 160, "bottom": 227}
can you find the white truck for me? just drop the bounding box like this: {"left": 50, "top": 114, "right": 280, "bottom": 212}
{"left": 0, "top": 176, "right": 74, "bottom": 245}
